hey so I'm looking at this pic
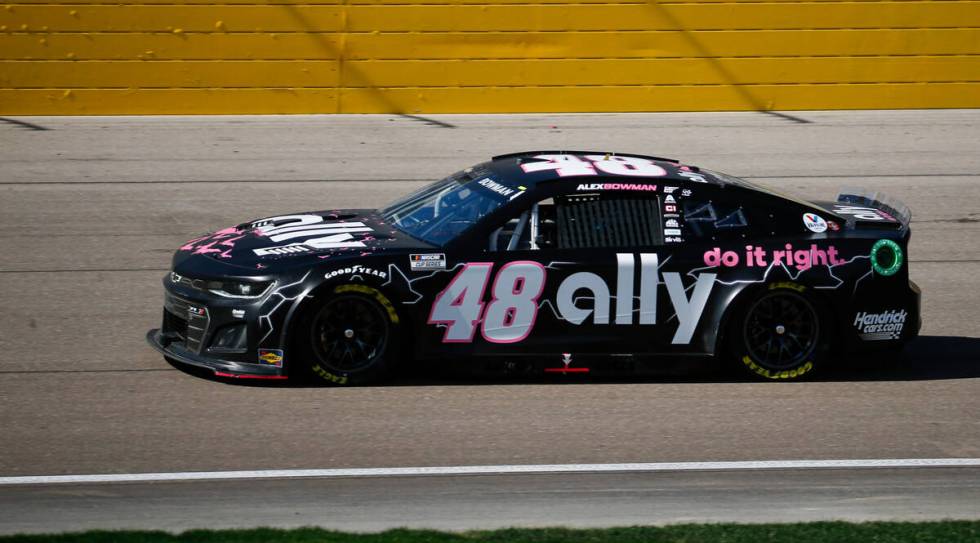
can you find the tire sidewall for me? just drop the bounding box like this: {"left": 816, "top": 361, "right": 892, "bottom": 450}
{"left": 729, "top": 282, "right": 826, "bottom": 381}
{"left": 301, "top": 284, "right": 401, "bottom": 386}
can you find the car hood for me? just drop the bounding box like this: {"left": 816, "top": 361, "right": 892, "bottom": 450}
{"left": 173, "top": 209, "right": 431, "bottom": 270}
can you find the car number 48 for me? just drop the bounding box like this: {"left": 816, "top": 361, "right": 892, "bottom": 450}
{"left": 520, "top": 155, "right": 668, "bottom": 178}
{"left": 427, "top": 262, "right": 547, "bottom": 344}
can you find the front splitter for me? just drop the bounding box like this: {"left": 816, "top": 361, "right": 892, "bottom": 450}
{"left": 146, "top": 329, "right": 287, "bottom": 379}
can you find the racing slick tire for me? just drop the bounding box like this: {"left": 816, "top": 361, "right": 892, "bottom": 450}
{"left": 295, "top": 285, "right": 402, "bottom": 386}
{"left": 728, "top": 283, "right": 827, "bottom": 381}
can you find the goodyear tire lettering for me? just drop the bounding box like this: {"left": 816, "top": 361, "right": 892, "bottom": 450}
{"left": 334, "top": 284, "right": 400, "bottom": 324}
{"left": 741, "top": 356, "right": 814, "bottom": 380}
{"left": 769, "top": 282, "right": 806, "bottom": 293}
{"left": 312, "top": 365, "right": 349, "bottom": 385}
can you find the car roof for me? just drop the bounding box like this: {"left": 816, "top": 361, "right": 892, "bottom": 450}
{"left": 485, "top": 150, "right": 718, "bottom": 188}
{"left": 482, "top": 151, "right": 824, "bottom": 211}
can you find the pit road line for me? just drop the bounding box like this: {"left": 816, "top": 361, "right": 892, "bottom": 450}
{"left": 5, "top": 458, "right": 980, "bottom": 486}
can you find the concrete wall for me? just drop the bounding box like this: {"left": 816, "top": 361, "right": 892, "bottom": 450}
{"left": 1, "top": 0, "right": 978, "bottom": 114}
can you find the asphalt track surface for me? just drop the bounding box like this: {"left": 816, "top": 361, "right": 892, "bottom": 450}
{"left": 0, "top": 110, "right": 978, "bottom": 533}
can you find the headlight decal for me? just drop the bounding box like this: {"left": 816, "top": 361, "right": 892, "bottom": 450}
{"left": 206, "top": 279, "right": 275, "bottom": 299}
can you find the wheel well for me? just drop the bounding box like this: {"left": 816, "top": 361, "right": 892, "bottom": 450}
{"left": 714, "top": 282, "right": 838, "bottom": 359}
{"left": 282, "top": 281, "right": 414, "bottom": 371}
{"left": 713, "top": 284, "right": 761, "bottom": 359}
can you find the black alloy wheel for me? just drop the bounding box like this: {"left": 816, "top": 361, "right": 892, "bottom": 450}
{"left": 310, "top": 294, "right": 391, "bottom": 375}
{"left": 739, "top": 289, "right": 821, "bottom": 378}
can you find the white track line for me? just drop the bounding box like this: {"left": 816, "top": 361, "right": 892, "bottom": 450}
{"left": 2, "top": 458, "right": 979, "bottom": 486}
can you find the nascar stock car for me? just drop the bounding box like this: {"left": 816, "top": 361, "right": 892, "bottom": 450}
{"left": 147, "top": 151, "right": 920, "bottom": 384}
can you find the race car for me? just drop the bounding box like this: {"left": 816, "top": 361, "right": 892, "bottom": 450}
{"left": 147, "top": 151, "right": 920, "bottom": 384}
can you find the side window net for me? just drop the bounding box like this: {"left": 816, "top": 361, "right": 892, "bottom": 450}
{"left": 556, "top": 195, "right": 661, "bottom": 249}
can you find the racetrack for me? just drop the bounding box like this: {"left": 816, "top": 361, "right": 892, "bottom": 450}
{"left": 0, "top": 110, "right": 978, "bottom": 533}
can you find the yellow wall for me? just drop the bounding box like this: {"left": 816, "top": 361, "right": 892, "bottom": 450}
{"left": 1, "top": 0, "right": 978, "bottom": 114}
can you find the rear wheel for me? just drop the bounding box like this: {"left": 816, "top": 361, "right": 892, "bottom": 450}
{"left": 303, "top": 287, "right": 400, "bottom": 386}
{"left": 730, "top": 285, "right": 824, "bottom": 380}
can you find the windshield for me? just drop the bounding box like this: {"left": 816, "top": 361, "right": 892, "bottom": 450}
{"left": 381, "top": 172, "right": 514, "bottom": 245}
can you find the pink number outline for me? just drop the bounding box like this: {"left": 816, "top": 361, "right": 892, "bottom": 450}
{"left": 427, "top": 262, "right": 493, "bottom": 343}
{"left": 480, "top": 261, "right": 547, "bottom": 344}
{"left": 520, "top": 154, "right": 597, "bottom": 177}
{"left": 584, "top": 155, "right": 668, "bottom": 178}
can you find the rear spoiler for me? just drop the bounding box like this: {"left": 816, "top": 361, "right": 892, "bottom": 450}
{"left": 835, "top": 186, "right": 912, "bottom": 228}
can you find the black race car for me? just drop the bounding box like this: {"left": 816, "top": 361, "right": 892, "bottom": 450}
{"left": 147, "top": 151, "right": 920, "bottom": 383}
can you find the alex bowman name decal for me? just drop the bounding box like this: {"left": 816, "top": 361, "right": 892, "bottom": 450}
{"left": 477, "top": 178, "right": 525, "bottom": 201}
{"left": 576, "top": 183, "right": 658, "bottom": 192}
{"left": 428, "top": 254, "right": 715, "bottom": 345}
{"left": 251, "top": 214, "right": 373, "bottom": 256}
{"left": 854, "top": 310, "right": 907, "bottom": 341}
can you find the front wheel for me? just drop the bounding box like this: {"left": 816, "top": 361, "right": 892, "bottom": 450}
{"left": 302, "top": 287, "right": 400, "bottom": 386}
{"left": 729, "top": 285, "right": 825, "bottom": 381}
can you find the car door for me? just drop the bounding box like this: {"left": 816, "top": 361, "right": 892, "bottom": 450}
{"left": 465, "top": 190, "right": 671, "bottom": 356}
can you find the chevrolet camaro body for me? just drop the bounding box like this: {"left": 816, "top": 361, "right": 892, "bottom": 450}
{"left": 147, "top": 151, "right": 920, "bottom": 383}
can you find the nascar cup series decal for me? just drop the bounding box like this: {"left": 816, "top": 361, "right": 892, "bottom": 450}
{"left": 410, "top": 254, "right": 447, "bottom": 271}
{"left": 427, "top": 254, "right": 715, "bottom": 345}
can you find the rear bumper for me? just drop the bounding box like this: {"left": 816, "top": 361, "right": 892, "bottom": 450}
{"left": 845, "top": 278, "right": 921, "bottom": 353}
{"left": 146, "top": 329, "right": 287, "bottom": 379}
{"left": 910, "top": 279, "right": 923, "bottom": 338}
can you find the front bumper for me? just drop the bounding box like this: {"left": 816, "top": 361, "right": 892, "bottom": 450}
{"left": 147, "top": 328, "right": 287, "bottom": 379}
{"left": 148, "top": 275, "right": 291, "bottom": 379}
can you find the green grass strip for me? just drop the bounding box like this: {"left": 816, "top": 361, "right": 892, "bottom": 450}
{"left": 2, "top": 522, "right": 979, "bottom": 543}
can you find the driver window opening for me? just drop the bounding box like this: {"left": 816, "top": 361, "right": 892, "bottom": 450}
{"left": 490, "top": 199, "right": 557, "bottom": 251}
{"left": 489, "top": 194, "right": 661, "bottom": 251}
